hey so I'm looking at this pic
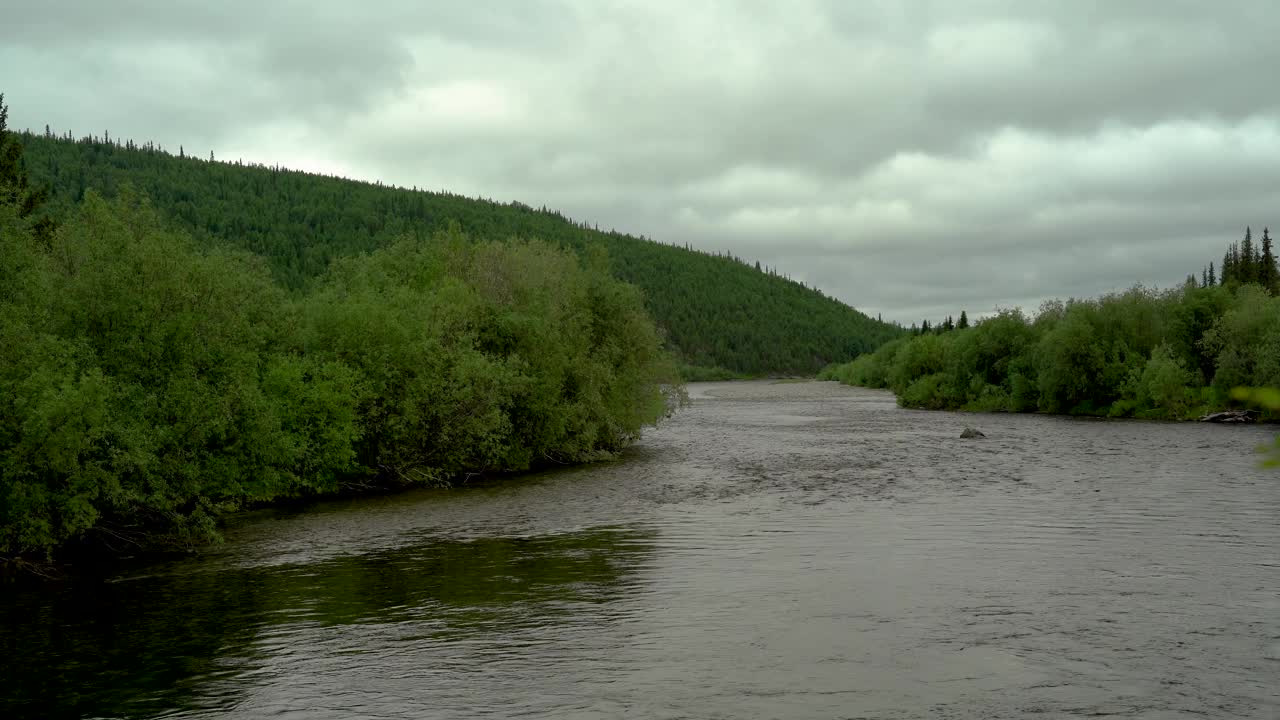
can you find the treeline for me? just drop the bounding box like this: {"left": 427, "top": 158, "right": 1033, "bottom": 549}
{"left": 2, "top": 100, "right": 682, "bottom": 559}
{"left": 907, "top": 311, "right": 970, "bottom": 336}
{"left": 15, "top": 129, "right": 901, "bottom": 374}
{"left": 821, "top": 281, "right": 1279, "bottom": 420}
{"left": 1192, "top": 226, "right": 1279, "bottom": 293}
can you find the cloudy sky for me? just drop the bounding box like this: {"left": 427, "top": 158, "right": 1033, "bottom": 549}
{"left": 5, "top": 1, "right": 1279, "bottom": 323}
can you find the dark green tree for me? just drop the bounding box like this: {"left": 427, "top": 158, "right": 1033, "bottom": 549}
{"left": 0, "top": 94, "right": 55, "bottom": 244}
{"left": 1240, "top": 228, "right": 1256, "bottom": 284}
{"left": 957, "top": 310, "right": 969, "bottom": 330}
{"left": 1260, "top": 227, "right": 1278, "bottom": 294}
{"left": 1208, "top": 261, "right": 1216, "bottom": 286}
{"left": 12, "top": 124, "right": 904, "bottom": 376}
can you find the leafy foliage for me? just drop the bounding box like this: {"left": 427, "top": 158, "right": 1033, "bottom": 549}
{"left": 823, "top": 284, "right": 1280, "bottom": 421}
{"left": 1, "top": 190, "right": 681, "bottom": 559}
{"left": 16, "top": 131, "right": 901, "bottom": 375}
{"left": 1232, "top": 387, "right": 1280, "bottom": 467}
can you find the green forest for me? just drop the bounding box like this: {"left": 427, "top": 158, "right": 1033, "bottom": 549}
{"left": 14, "top": 128, "right": 900, "bottom": 377}
{"left": 1, "top": 98, "right": 689, "bottom": 561}
{"left": 820, "top": 236, "right": 1280, "bottom": 422}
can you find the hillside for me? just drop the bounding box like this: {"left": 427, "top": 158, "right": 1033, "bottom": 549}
{"left": 17, "top": 131, "right": 902, "bottom": 375}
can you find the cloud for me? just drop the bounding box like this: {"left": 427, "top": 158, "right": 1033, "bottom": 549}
{"left": 4, "top": 0, "right": 1279, "bottom": 323}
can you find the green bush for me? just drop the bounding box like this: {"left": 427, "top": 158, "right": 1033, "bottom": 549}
{"left": 1, "top": 194, "right": 681, "bottom": 559}
{"left": 822, "top": 283, "right": 1277, "bottom": 422}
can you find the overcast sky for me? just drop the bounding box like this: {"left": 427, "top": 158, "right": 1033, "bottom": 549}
{"left": 5, "top": 1, "right": 1279, "bottom": 323}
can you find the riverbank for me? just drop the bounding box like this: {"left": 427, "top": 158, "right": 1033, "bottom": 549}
{"left": 820, "top": 283, "right": 1280, "bottom": 422}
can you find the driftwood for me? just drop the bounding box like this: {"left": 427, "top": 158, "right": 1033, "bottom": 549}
{"left": 1198, "top": 409, "right": 1258, "bottom": 424}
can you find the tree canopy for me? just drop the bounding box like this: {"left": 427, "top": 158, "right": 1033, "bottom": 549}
{"left": 16, "top": 130, "right": 902, "bottom": 375}
{"left": 822, "top": 283, "right": 1280, "bottom": 421}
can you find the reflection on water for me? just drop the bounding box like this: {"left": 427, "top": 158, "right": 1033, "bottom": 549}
{"left": 1, "top": 528, "right": 656, "bottom": 719}
{"left": 2, "top": 380, "right": 1278, "bottom": 719}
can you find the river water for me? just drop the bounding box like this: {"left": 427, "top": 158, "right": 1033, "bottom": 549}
{"left": 3, "top": 381, "right": 1278, "bottom": 719}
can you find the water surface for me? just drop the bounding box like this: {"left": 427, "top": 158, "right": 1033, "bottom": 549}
{"left": 4, "top": 381, "right": 1278, "bottom": 719}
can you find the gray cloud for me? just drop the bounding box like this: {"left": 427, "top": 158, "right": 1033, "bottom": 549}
{"left": 5, "top": 0, "right": 1280, "bottom": 323}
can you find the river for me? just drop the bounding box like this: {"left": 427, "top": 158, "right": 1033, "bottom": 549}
{"left": 3, "top": 381, "right": 1278, "bottom": 719}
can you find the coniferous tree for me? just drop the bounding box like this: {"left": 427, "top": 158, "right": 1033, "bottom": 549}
{"left": 10, "top": 116, "right": 904, "bottom": 376}
{"left": 1261, "top": 227, "right": 1278, "bottom": 294}
{"left": 957, "top": 310, "right": 969, "bottom": 330}
{"left": 1224, "top": 243, "right": 1239, "bottom": 285}
{"left": 1240, "top": 228, "right": 1256, "bottom": 284}
{"left": 0, "top": 94, "right": 55, "bottom": 243}
{"left": 1208, "top": 261, "right": 1216, "bottom": 287}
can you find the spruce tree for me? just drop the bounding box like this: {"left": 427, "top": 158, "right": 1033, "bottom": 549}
{"left": 958, "top": 310, "right": 969, "bottom": 330}
{"left": 1208, "top": 261, "right": 1216, "bottom": 286}
{"left": 1261, "top": 227, "right": 1278, "bottom": 294}
{"left": 0, "top": 94, "right": 56, "bottom": 243}
{"left": 1240, "top": 228, "right": 1256, "bottom": 284}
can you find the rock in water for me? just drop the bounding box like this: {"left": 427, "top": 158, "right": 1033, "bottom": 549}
{"left": 960, "top": 427, "right": 986, "bottom": 439}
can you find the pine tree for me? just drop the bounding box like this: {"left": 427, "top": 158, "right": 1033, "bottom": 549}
{"left": 1240, "top": 228, "right": 1255, "bottom": 284}
{"left": 0, "top": 94, "right": 56, "bottom": 243}
{"left": 1261, "top": 227, "right": 1278, "bottom": 294}
{"left": 958, "top": 310, "right": 969, "bottom": 330}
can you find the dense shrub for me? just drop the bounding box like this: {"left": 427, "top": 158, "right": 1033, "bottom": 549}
{"left": 824, "top": 285, "right": 1280, "bottom": 420}
{"left": 1, "top": 194, "right": 681, "bottom": 559}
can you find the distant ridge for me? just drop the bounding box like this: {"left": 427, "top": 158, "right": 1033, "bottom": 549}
{"left": 18, "top": 131, "right": 902, "bottom": 374}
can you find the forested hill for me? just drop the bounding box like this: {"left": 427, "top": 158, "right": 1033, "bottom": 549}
{"left": 17, "top": 132, "right": 901, "bottom": 374}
